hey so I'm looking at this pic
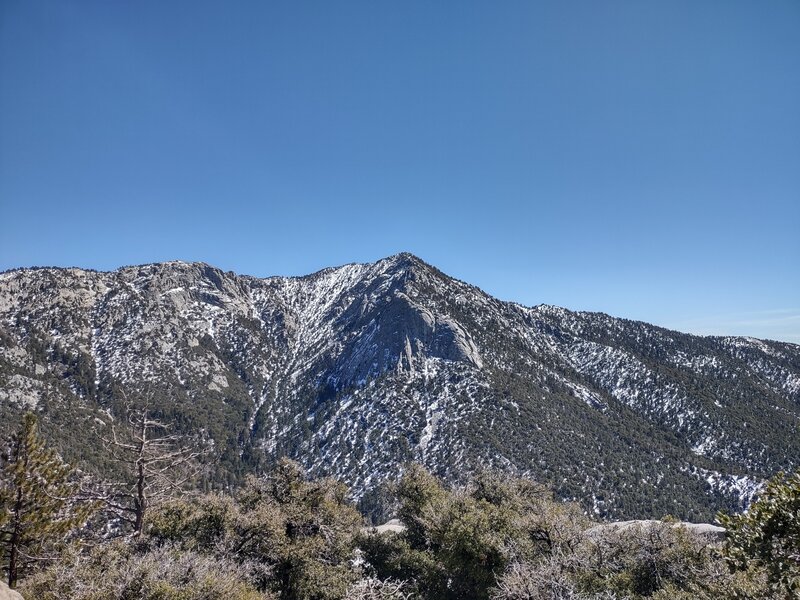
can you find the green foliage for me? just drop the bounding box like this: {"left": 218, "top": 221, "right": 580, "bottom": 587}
{"left": 576, "top": 523, "right": 720, "bottom": 597}
{"left": 3, "top": 449, "right": 789, "bottom": 600}
{"left": 0, "top": 412, "right": 97, "bottom": 588}
{"left": 492, "top": 521, "right": 770, "bottom": 600}
{"left": 718, "top": 469, "right": 800, "bottom": 597}
{"left": 361, "top": 465, "right": 588, "bottom": 600}
{"left": 148, "top": 458, "right": 364, "bottom": 600}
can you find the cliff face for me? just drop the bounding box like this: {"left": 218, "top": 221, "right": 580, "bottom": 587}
{"left": 1, "top": 253, "right": 798, "bottom": 521}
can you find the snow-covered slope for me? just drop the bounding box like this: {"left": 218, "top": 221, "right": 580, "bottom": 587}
{"left": 1, "top": 253, "right": 798, "bottom": 521}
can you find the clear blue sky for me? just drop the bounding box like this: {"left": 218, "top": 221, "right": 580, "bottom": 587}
{"left": 1, "top": 1, "right": 798, "bottom": 342}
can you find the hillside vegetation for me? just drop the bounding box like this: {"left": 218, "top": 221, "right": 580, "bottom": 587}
{"left": 2, "top": 414, "right": 798, "bottom": 599}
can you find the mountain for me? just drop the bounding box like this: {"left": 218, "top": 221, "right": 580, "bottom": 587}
{"left": 1, "top": 253, "right": 798, "bottom": 521}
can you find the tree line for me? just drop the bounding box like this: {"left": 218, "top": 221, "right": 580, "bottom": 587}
{"left": 0, "top": 411, "right": 798, "bottom": 599}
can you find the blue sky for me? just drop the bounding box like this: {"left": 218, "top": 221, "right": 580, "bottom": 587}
{"left": 1, "top": 1, "right": 798, "bottom": 342}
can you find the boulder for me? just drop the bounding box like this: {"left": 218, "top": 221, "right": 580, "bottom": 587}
{"left": 366, "top": 518, "right": 407, "bottom": 535}
{"left": 0, "top": 581, "right": 24, "bottom": 600}
{"left": 587, "top": 519, "right": 726, "bottom": 544}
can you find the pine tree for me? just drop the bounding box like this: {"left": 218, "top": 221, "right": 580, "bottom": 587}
{"left": 718, "top": 469, "right": 800, "bottom": 597}
{"left": 0, "top": 413, "right": 95, "bottom": 588}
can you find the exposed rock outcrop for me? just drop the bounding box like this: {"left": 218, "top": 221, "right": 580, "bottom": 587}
{"left": 372, "top": 518, "right": 726, "bottom": 544}
{"left": 587, "top": 519, "right": 727, "bottom": 544}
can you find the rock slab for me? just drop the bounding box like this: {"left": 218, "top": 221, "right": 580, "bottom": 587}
{"left": 0, "top": 581, "right": 24, "bottom": 600}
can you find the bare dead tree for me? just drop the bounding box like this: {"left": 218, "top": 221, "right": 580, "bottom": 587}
{"left": 94, "top": 405, "right": 205, "bottom": 537}
{"left": 345, "top": 577, "right": 415, "bottom": 600}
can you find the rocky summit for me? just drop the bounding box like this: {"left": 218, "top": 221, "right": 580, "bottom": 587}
{"left": 1, "top": 253, "right": 798, "bottom": 521}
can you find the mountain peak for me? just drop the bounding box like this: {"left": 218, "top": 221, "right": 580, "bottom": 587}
{"left": 379, "top": 252, "right": 427, "bottom": 269}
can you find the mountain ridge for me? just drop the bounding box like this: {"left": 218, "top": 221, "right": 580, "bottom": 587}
{"left": 1, "top": 253, "right": 798, "bottom": 521}
{"left": 3, "top": 253, "right": 790, "bottom": 346}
